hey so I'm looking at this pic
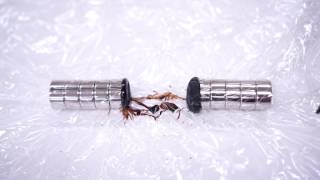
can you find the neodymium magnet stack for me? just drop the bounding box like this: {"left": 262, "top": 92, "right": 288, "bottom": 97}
{"left": 49, "top": 79, "right": 131, "bottom": 110}
{"left": 186, "top": 77, "right": 272, "bottom": 113}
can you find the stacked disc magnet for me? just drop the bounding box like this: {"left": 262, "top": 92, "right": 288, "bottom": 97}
{"left": 186, "top": 77, "right": 272, "bottom": 113}
{"left": 49, "top": 79, "right": 131, "bottom": 110}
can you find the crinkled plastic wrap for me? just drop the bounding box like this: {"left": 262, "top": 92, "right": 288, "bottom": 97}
{"left": 0, "top": 0, "right": 320, "bottom": 179}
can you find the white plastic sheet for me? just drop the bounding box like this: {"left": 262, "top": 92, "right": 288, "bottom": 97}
{"left": 0, "top": 0, "right": 320, "bottom": 179}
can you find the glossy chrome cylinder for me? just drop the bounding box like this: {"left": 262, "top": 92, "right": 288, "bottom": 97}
{"left": 49, "top": 80, "right": 124, "bottom": 110}
{"left": 200, "top": 79, "right": 272, "bottom": 110}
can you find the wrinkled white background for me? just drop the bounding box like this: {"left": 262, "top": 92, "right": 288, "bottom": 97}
{"left": 1, "top": 0, "right": 320, "bottom": 179}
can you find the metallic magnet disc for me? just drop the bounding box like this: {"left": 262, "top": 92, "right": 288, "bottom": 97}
{"left": 49, "top": 81, "right": 66, "bottom": 109}
{"left": 211, "top": 80, "right": 226, "bottom": 110}
{"left": 226, "top": 81, "right": 241, "bottom": 109}
{"left": 199, "top": 79, "right": 211, "bottom": 110}
{"left": 94, "top": 81, "right": 109, "bottom": 109}
{"left": 79, "top": 81, "right": 96, "bottom": 109}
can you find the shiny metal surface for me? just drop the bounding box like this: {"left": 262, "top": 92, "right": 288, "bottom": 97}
{"left": 94, "top": 81, "right": 109, "bottom": 109}
{"left": 109, "top": 80, "right": 122, "bottom": 109}
{"left": 256, "top": 80, "right": 272, "bottom": 110}
{"left": 199, "top": 79, "right": 272, "bottom": 110}
{"left": 64, "top": 81, "right": 80, "bottom": 109}
{"left": 226, "top": 81, "right": 241, "bottom": 109}
{"left": 79, "top": 81, "right": 95, "bottom": 109}
{"left": 49, "top": 81, "right": 66, "bottom": 109}
{"left": 211, "top": 80, "right": 226, "bottom": 109}
{"left": 199, "top": 79, "right": 211, "bottom": 110}
{"left": 49, "top": 80, "right": 123, "bottom": 110}
{"left": 240, "top": 81, "right": 257, "bottom": 110}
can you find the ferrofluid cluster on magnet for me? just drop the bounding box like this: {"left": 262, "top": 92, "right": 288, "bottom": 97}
{"left": 49, "top": 77, "right": 272, "bottom": 117}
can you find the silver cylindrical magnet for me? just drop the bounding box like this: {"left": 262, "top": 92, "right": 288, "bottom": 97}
{"left": 94, "top": 81, "right": 109, "bottom": 109}
{"left": 109, "top": 80, "right": 122, "bottom": 108}
{"left": 186, "top": 77, "right": 272, "bottom": 113}
{"left": 226, "top": 81, "right": 241, "bottom": 109}
{"left": 199, "top": 79, "right": 211, "bottom": 110}
{"left": 65, "top": 81, "right": 80, "bottom": 109}
{"left": 49, "top": 81, "right": 66, "bottom": 109}
{"left": 79, "top": 81, "right": 96, "bottom": 109}
{"left": 256, "top": 80, "right": 272, "bottom": 110}
{"left": 211, "top": 80, "right": 226, "bottom": 109}
{"left": 49, "top": 79, "right": 131, "bottom": 110}
{"left": 240, "top": 81, "right": 256, "bottom": 110}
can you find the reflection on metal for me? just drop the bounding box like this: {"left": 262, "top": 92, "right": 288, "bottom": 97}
{"left": 187, "top": 77, "right": 272, "bottom": 113}
{"left": 49, "top": 79, "right": 131, "bottom": 110}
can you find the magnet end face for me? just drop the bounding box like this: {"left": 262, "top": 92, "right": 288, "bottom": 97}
{"left": 316, "top": 105, "right": 320, "bottom": 114}
{"left": 186, "top": 77, "right": 202, "bottom": 113}
{"left": 121, "top": 78, "right": 131, "bottom": 108}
